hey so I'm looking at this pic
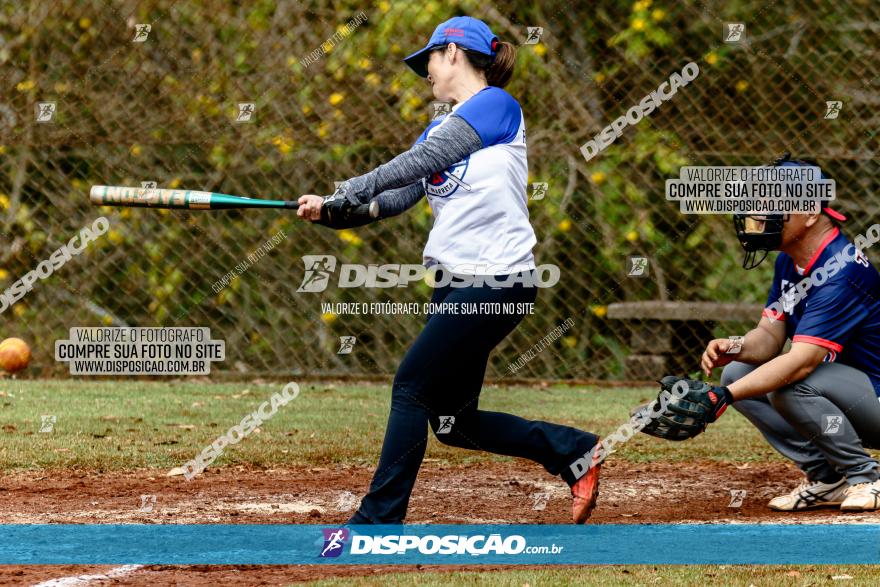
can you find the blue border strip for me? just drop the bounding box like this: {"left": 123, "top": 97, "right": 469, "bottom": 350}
{"left": 1, "top": 524, "right": 878, "bottom": 565}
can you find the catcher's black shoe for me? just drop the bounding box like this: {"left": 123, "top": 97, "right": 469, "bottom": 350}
{"left": 571, "top": 439, "right": 601, "bottom": 524}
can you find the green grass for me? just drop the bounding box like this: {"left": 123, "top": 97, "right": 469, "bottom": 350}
{"left": 0, "top": 379, "right": 780, "bottom": 471}
{"left": 303, "top": 566, "right": 880, "bottom": 586}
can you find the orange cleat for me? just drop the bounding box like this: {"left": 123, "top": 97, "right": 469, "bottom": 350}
{"left": 571, "top": 440, "right": 602, "bottom": 524}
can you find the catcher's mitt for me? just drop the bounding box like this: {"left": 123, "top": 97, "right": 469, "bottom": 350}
{"left": 632, "top": 376, "right": 734, "bottom": 441}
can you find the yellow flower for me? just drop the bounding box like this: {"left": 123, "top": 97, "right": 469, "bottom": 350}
{"left": 652, "top": 8, "right": 665, "bottom": 21}
{"left": 558, "top": 219, "right": 572, "bottom": 232}
{"left": 735, "top": 80, "right": 749, "bottom": 93}
{"left": 272, "top": 137, "right": 293, "bottom": 155}
{"left": 358, "top": 58, "right": 371, "bottom": 69}
{"left": 168, "top": 177, "right": 181, "bottom": 189}
{"left": 321, "top": 312, "right": 337, "bottom": 324}
{"left": 130, "top": 144, "right": 142, "bottom": 157}
{"left": 78, "top": 17, "right": 91, "bottom": 29}
{"left": 632, "top": 18, "right": 646, "bottom": 31}
{"left": 594, "top": 72, "right": 606, "bottom": 84}
{"left": 191, "top": 48, "right": 203, "bottom": 62}
{"left": 0, "top": 269, "right": 8, "bottom": 280}
{"left": 625, "top": 230, "right": 639, "bottom": 242}
{"left": 101, "top": 314, "right": 113, "bottom": 325}
{"left": 378, "top": 0, "right": 390, "bottom": 12}
{"left": 562, "top": 336, "right": 577, "bottom": 348}
{"left": 16, "top": 79, "right": 36, "bottom": 92}
{"left": 706, "top": 52, "right": 718, "bottom": 66}
{"left": 287, "top": 56, "right": 298, "bottom": 67}
{"left": 0, "top": 146, "right": 5, "bottom": 155}
{"left": 317, "top": 122, "right": 330, "bottom": 138}
{"left": 272, "top": 136, "right": 294, "bottom": 154}
{"left": 108, "top": 229, "right": 124, "bottom": 244}
{"left": 365, "top": 73, "right": 380, "bottom": 87}
{"left": 591, "top": 171, "right": 607, "bottom": 184}
{"left": 12, "top": 304, "right": 25, "bottom": 317}
{"left": 321, "top": 41, "right": 333, "bottom": 54}
{"left": 533, "top": 44, "right": 547, "bottom": 57}
{"left": 53, "top": 82, "right": 70, "bottom": 93}
{"left": 301, "top": 104, "right": 312, "bottom": 115}
{"left": 0, "top": 194, "right": 9, "bottom": 210}
{"left": 329, "top": 92, "right": 344, "bottom": 106}
{"left": 390, "top": 79, "right": 401, "bottom": 93}
{"left": 407, "top": 95, "right": 422, "bottom": 108}
{"left": 591, "top": 305, "right": 607, "bottom": 318}
{"left": 338, "top": 229, "right": 363, "bottom": 246}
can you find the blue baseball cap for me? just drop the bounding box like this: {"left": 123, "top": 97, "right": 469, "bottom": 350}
{"left": 403, "top": 16, "right": 498, "bottom": 78}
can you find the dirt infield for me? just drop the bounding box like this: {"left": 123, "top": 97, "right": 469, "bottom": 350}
{"left": 3, "top": 459, "right": 879, "bottom": 585}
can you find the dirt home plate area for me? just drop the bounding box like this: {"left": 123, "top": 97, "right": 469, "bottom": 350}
{"left": 3, "top": 460, "right": 879, "bottom": 585}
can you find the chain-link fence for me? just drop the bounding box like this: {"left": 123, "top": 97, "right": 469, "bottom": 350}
{"left": 1, "top": 0, "right": 878, "bottom": 380}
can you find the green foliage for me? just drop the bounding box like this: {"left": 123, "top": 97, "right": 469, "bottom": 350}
{"left": 0, "top": 0, "right": 874, "bottom": 380}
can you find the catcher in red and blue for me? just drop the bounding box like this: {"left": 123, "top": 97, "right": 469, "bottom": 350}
{"left": 295, "top": 17, "right": 602, "bottom": 524}
{"left": 635, "top": 154, "right": 880, "bottom": 512}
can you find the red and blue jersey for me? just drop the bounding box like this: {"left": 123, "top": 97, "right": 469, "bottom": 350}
{"left": 763, "top": 228, "right": 880, "bottom": 395}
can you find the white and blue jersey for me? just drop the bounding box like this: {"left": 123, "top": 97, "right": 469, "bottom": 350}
{"left": 414, "top": 86, "right": 536, "bottom": 274}
{"left": 763, "top": 228, "right": 880, "bottom": 395}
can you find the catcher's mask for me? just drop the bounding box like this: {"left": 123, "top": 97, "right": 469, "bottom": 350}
{"left": 733, "top": 213, "right": 788, "bottom": 270}
{"left": 733, "top": 153, "right": 846, "bottom": 270}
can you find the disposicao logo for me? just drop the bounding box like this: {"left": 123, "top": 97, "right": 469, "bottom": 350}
{"left": 297, "top": 256, "right": 561, "bottom": 291}
{"left": 349, "top": 534, "right": 527, "bottom": 555}
{"left": 319, "top": 528, "right": 349, "bottom": 558}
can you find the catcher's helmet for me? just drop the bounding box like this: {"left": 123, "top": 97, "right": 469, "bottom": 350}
{"left": 733, "top": 152, "right": 846, "bottom": 269}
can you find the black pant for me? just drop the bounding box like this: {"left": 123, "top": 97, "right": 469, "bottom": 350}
{"left": 349, "top": 272, "right": 599, "bottom": 524}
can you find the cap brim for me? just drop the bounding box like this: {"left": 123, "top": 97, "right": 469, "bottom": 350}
{"left": 403, "top": 46, "right": 432, "bottom": 77}
{"left": 824, "top": 207, "right": 847, "bottom": 222}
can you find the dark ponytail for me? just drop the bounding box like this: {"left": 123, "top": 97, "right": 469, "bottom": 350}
{"left": 486, "top": 41, "right": 516, "bottom": 88}
{"left": 459, "top": 40, "right": 517, "bottom": 88}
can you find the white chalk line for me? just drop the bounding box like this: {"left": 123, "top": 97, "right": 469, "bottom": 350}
{"left": 31, "top": 564, "right": 144, "bottom": 587}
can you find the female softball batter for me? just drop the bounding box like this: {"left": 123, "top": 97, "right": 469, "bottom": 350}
{"left": 296, "top": 16, "right": 601, "bottom": 524}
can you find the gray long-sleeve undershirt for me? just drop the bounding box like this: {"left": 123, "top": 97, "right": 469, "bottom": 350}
{"left": 373, "top": 182, "right": 426, "bottom": 218}
{"left": 336, "top": 114, "right": 484, "bottom": 211}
